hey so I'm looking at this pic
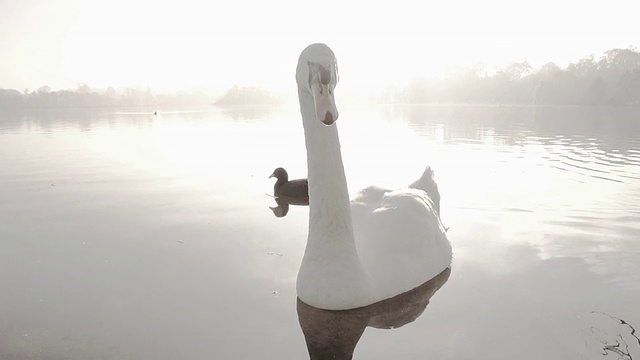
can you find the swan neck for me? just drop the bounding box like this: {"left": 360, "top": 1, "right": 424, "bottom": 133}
{"left": 296, "top": 81, "right": 374, "bottom": 310}
{"left": 298, "top": 87, "right": 354, "bottom": 242}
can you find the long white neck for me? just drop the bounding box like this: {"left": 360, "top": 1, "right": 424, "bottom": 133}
{"left": 298, "top": 86, "right": 354, "bottom": 245}
{"left": 296, "top": 86, "right": 372, "bottom": 310}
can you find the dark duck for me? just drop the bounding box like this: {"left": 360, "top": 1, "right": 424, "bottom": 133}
{"left": 269, "top": 167, "right": 309, "bottom": 200}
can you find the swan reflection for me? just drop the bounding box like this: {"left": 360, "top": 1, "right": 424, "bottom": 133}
{"left": 297, "top": 267, "right": 451, "bottom": 359}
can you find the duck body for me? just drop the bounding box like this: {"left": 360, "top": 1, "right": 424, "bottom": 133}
{"left": 295, "top": 43, "right": 452, "bottom": 310}
{"left": 269, "top": 167, "right": 309, "bottom": 199}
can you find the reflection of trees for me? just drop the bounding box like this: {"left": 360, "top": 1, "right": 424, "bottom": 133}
{"left": 381, "top": 48, "right": 640, "bottom": 106}
{"left": 382, "top": 104, "right": 640, "bottom": 151}
{"left": 382, "top": 104, "right": 535, "bottom": 146}
{"left": 217, "top": 104, "right": 284, "bottom": 121}
{"left": 533, "top": 106, "right": 640, "bottom": 148}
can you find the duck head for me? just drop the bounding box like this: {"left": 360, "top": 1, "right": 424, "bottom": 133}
{"left": 269, "top": 167, "right": 288, "bottom": 182}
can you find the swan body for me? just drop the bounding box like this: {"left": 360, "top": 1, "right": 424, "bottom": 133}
{"left": 295, "top": 44, "right": 452, "bottom": 310}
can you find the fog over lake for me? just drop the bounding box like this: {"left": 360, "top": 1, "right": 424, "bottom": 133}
{"left": 1, "top": 104, "right": 639, "bottom": 359}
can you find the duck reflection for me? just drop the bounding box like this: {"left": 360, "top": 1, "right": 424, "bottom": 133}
{"left": 297, "top": 267, "right": 451, "bottom": 359}
{"left": 269, "top": 167, "right": 309, "bottom": 218}
{"left": 269, "top": 195, "right": 309, "bottom": 217}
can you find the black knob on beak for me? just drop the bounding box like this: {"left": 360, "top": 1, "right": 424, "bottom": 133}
{"left": 322, "top": 111, "right": 335, "bottom": 125}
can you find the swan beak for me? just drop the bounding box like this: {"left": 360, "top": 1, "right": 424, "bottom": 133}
{"left": 311, "top": 66, "right": 339, "bottom": 126}
{"left": 314, "top": 88, "right": 338, "bottom": 126}
{"left": 322, "top": 111, "right": 335, "bottom": 126}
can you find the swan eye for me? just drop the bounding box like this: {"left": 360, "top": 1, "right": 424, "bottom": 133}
{"left": 320, "top": 86, "right": 324, "bottom": 95}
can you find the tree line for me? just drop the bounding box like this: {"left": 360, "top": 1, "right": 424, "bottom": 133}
{"left": 0, "top": 85, "right": 220, "bottom": 109}
{"left": 1, "top": 47, "right": 639, "bottom": 109}
{"left": 0, "top": 83, "right": 286, "bottom": 109}
{"left": 377, "top": 48, "right": 640, "bottom": 105}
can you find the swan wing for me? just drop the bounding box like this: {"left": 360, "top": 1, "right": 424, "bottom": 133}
{"left": 351, "top": 186, "right": 452, "bottom": 300}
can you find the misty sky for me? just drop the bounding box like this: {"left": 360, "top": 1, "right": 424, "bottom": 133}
{"left": 1, "top": 0, "right": 638, "bottom": 93}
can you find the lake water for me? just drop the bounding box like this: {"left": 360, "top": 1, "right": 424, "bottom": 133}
{"left": 1, "top": 104, "right": 639, "bottom": 359}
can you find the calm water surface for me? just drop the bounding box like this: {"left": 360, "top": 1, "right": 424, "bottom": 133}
{"left": 1, "top": 105, "right": 639, "bottom": 359}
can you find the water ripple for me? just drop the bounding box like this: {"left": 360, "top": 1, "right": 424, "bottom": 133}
{"left": 522, "top": 135, "right": 640, "bottom": 184}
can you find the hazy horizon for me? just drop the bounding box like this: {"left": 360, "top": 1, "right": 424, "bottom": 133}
{"left": 1, "top": 0, "right": 638, "bottom": 95}
{"left": 1, "top": 45, "right": 638, "bottom": 95}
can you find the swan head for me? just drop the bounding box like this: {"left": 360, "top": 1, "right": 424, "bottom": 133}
{"left": 296, "top": 43, "right": 339, "bottom": 126}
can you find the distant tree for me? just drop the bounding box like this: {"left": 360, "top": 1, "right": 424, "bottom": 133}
{"left": 215, "top": 85, "right": 283, "bottom": 105}
{"left": 500, "top": 61, "right": 533, "bottom": 81}
{"left": 405, "top": 78, "right": 430, "bottom": 103}
{"left": 77, "top": 83, "right": 91, "bottom": 94}
{"left": 538, "top": 62, "right": 562, "bottom": 78}
{"left": 583, "top": 77, "right": 606, "bottom": 105}
{"left": 0, "top": 88, "right": 25, "bottom": 108}
{"left": 104, "top": 86, "right": 117, "bottom": 106}
{"left": 601, "top": 48, "right": 640, "bottom": 70}
{"left": 484, "top": 62, "right": 535, "bottom": 104}
{"left": 568, "top": 56, "right": 598, "bottom": 78}
{"left": 616, "top": 69, "right": 640, "bottom": 104}
{"left": 537, "top": 71, "right": 581, "bottom": 105}
{"left": 597, "top": 48, "right": 640, "bottom": 103}
{"left": 444, "top": 64, "right": 486, "bottom": 103}
{"left": 376, "top": 84, "right": 401, "bottom": 103}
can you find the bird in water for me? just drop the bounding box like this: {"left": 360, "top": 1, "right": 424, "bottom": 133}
{"left": 294, "top": 43, "right": 452, "bottom": 310}
{"left": 269, "top": 167, "right": 309, "bottom": 199}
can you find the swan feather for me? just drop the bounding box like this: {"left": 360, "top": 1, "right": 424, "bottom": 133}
{"left": 295, "top": 43, "right": 452, "bottom": 310}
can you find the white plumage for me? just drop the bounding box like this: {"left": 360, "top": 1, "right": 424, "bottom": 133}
{"left": 295, "top": 43, "right": 452, "bottom": 310}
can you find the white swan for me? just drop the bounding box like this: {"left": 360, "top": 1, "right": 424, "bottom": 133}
{"left": 295, "top": 43, "right": 452, "bottom": 310}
